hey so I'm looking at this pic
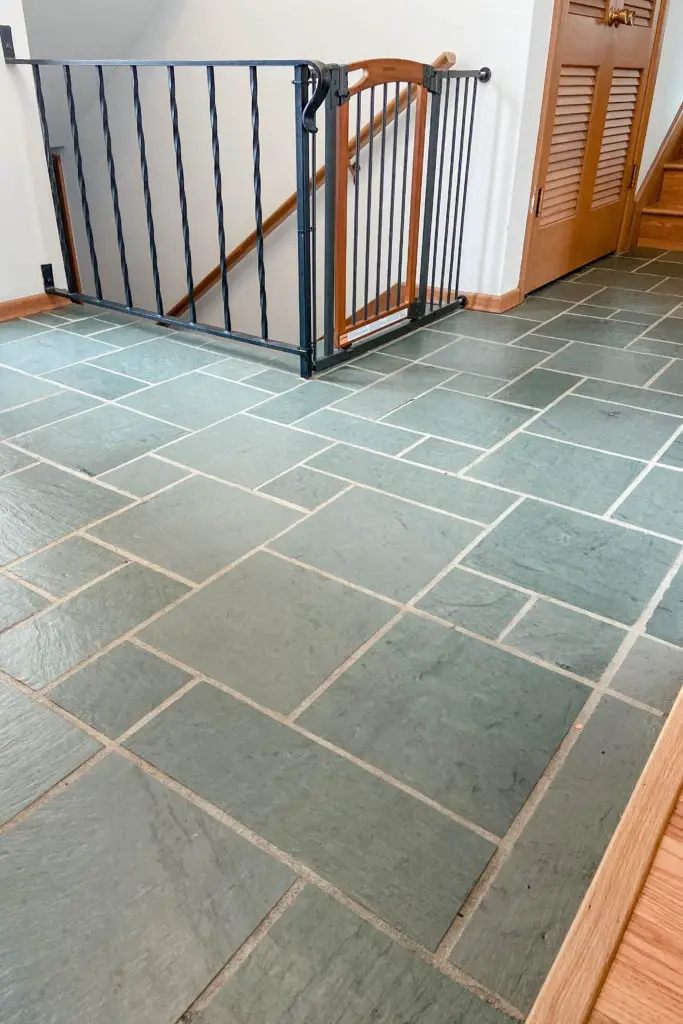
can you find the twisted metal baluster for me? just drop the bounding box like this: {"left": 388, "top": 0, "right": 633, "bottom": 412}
{"left": 64, "top": 65, "right": 102, "bottom": 298}
{"left": 168, "top": 65, "right": 196, "bottom": 322}
{"left": 97, "top": 65, "right": 132, "bottom": 307}
{"left": 250, "top": 65, "right": 268, "bottom": 339}
{"left": 131, "top": 65, "right": 163, "bottom": 315}
{"left": 430, "top": 74, "right": 450, "bottom": 307}
{"left": 440, "top": 77, "right": 460, "bottom": 303}
{"left": 447, "top": 77, "right": 470, "bottom": 296}
{"left": 375, "top": 83, "right": 388, "bottom": 315}
{"left": 33, "top": 67, "right": 73, "bottom": 292}
{"left": 396, "top": 85, "right": 412, "bottom": 306}
{"left": 207, "top": 65, "right": 231, "bottom": 331}
{"left": 454, "top": 78, "right": 478, "bottom": 296}
{"left": 385, "top": 82, "right": 400, "bottom": 312}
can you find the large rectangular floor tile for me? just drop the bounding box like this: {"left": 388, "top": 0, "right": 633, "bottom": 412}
{"left": 383, "top": 329, "right": 455, "bottom": 359}
{"left": 533, "top": 280, "right": 605, "bottom": 302}
{"left": 128, "top": 683, "right": 495, "bottom": 948}
{"left": 648, "top": 360, "right": 683, "bottom": 395}
{"left": 642, "top": 316, "right": 683, "bottom": 345}
{"left": 12, "top": 536, "right": 126, "bottom": 597}
{"left": 249, "top": 381, "right": 350, "bottom": 423}
{"left": 0, "top": 463, "right": 129, "bottom": 564}
{"left": 295, "top": 407, "right": 423, "bottom": 454}
{"left": 543, "top": 341, "right": 669, "bottom": 386}
{"left": 503, "top": 296, "right": 572, "bottom": 321}
{"left": 87, "top": 338, "right": 225, "bottom": 382}
{"left": 401, "top": 436, "right": 479, "bottom": 473}
{"left": 0, "top": 575, "right": 49, "bottom": 630}
{"left": 659, "top": 434, "right": 683, "bottom": 468}
{"left": 463, "top": 500, "right": 678, "bottom": 625}
{"left": 386, "top": 390, "right": 533, "bottom": 447}
{"left": 491, "top": 368, "right": 579, "bottom": 408}
{"left": 614, "top": 465, "right": 683, "bottom": 538}
{"left": 52, "top": 641, "right": 191, "bottom": 738}
{"left": 308, "top": 445, "right": 515, "bottom": 523}
{"left": 300, "top": 616, "right": 588, "bottom": 835}
{"left": 610, "top": 636, "right": 683, "bottom": 712}
{"left": 425, "top": 337, "right": 543, "bottom": 379}
{"left": 529, "top": 395, "right": 680, "bottom": 459}
{"left": 331, "top": 363, "right": 454, "bottom": 419}
{"left": 467, "top": 433, "right": 642, "bottom": 514}
{"left": 417, "top": 567, "right": 528, "bottom": 637}
{"left": 140, "top": 551, "right": 395, "bottom": 713}
{"left": 0, "top": 319, "right": 50, "bottom": 343}
{"left": 0, "top": 365, "right": 61, "bottom": 410}
{"left": 576, "top": 377, "right": 683, "bottom": 417}
{"left": 272, "top": 486, "right": 481, "bottom": 602}
{"left": 0, "top": 442, "right": 35, "bottom": 476}
{"left": 647, "top": 564, "right": 683, "bottom": 646}
{"left": 158, "top": 413, "right": 330, "bottom": 487}
{"left": 0, "top": 563, "right": 188, "bottom": 688}
{"left": 580, "top": 286, "right": 680, "bottom": 315}
{"left": 0, "top": 330, "right": 116, "bottom": 373}
{"left": 0, "top": 683, "right": 99, "bottom": 824}
{"left": 578, "top": 268, "right": 666, "bottom": 291}
{"left": 436, "top": 310, "right": 538, "bottom": 343}
{"left": 440, "top": 371, "right": 506, "bottom": 397}
{"left": 13, "top": 403, "right": 187, "bottom": 475}
{"left": 451, "top": 699, "right": 661, "bottom": 1012}
{"left": 0, "top": 755, "right": 294, "bottom": 1024}
{"left": 92, "top": 475, "right": 300, "bottom": 582}
{"left": 632, "top": 335, "right": 683, "bottom": 359}
{"left": 531, "top": 314, "right": 643, "bottom": 349}
{"left": 83, "top": 321, "right": 168, "bottom": 346}
{"left": 0, "top": 389, "right": 101, "bottom": 440}
{"left": 41, "top": 361, "right": 147, "bottom": 399}
{"left": 195, "top": 887, "right": 510, "bottom": 1024}
{"left": 98, "top": 454, "right": 191, "bottom": 495}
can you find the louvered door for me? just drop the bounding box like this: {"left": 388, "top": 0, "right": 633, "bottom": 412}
{"left": 524, "top": 0, "right": 663, "bottom": 292}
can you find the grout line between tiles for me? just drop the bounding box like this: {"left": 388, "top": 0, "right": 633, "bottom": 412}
{"left": 496, "top": 595, "right": 538, "bottom": 643}
{"left": 602, "top": 421, "right": 683, "bottom": 520}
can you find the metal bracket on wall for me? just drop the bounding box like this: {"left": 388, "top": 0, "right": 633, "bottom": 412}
{"left": 41, "top": 264, "right": 55, "bottom": 290}
{"left": 422, "top": 65, "right": 440, "bottom": 94}
{"left": 328, "top": 64, "right": 349, "bottom": 106}
{"left": 0, "top": 25, "right": 15, "bottom": 61}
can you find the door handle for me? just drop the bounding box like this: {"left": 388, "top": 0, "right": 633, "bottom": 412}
{"left": 607, "top": 8, "right": 635, "bottom": 25}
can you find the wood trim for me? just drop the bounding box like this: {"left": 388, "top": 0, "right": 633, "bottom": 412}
{"left": 334, "top": 101, "right": 351, "bottom": 347}
{"left": 0, "top": 292, "right": 71, "bottom": 324}
{"left": 52, "top": 152, "right": 82, "bottom": 294}
{"left": 462, "top": 288, "right": 522, "bottom": 313}
{"left": 527, "top": 684, "right": 683, "bottom": 1024}
{"left": 405, "top": 85, "right": 429, "bottom": 305}
{"left": 346, "top": 58, "right": 429, "bottom": 95}
{"left": 625, "top": 101, "right": 683, "bottom": 248}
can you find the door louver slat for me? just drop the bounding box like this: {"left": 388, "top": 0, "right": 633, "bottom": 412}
{"left": 591, "top": 68, "right": 641, "bottom": 209}
{"left": 541, "top": 66, "right": 597, "bottom": 227}
{"left": 569, "top": 0, "right": 608, "bottom": 17}
{"left": 625, "top": 0, "right": 655, "bottom": 27}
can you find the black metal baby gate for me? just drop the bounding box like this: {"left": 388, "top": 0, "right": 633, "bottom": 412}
{"left": 1, "top": 27, "right": 490, "bottom": 377}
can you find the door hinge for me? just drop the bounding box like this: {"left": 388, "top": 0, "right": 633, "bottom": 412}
{"left": 629, "top": 163, "right": 639, "bottom": 190}
{"left": 534, "top": 187, "right": 544, "bottom": 218}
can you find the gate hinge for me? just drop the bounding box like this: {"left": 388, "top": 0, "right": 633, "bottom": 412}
{"left": 408, "top": 298, "right": 426, "bottom": 319}
{"left": 422, "top": 65, "right": 440, "bottom": 94}
{"left": 329, "top": 65, "right": 350, "bottom": 106}
{"left": 0, "top": 25, "right": 15, "bottom": 60}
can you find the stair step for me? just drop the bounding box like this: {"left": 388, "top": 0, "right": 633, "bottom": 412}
{"left": 639, "top": 205, "right": 683, "bottom": 249}
{"left": 642, "top": 205, "right": 683, "bottom": 217}
{"left": 663, "top": 162, "right": 683, "bottom": 170}
{"left": 661, "top": 164, "right": 683, "bottom": 205}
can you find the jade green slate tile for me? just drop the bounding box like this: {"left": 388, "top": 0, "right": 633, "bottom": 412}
{"left": 468, "top": 433, "right": 642, "bottom": 514}
{"left": 650, "top": 279, "right": 683, "bottom": 297}
{"left": 464, "top": 500, "right": 678, "bottom": 625}
{"left": 425, "top": 337, "right": 542, "bottom": 379}
{"left": 576, "top": 378, "right": 683, "bottom": 417}
{"left": 92, "top": 476, "right": 300, "bottom": 582}
{"left": 384, "top": 329, "right": 454, "bottom": 359}
{"left": 440, "top": 372, "right": 506, "bottom": 397}
{"left": 0, "top": 463, "right": 129, "bottom": 564}
{"left": 0, "top": 756, "right": 294, "bottom": 1024}
{"left": 251, "top": 381, "right": 348, "bottom": 424}
{"left": 605, "top": 308, "right": 660, "bottom": 326}
{"left": 0, "top": 684, "right": 99, "bottom": 824}
{"left": 543, "top": 341, "right": 669, "bottom": 386}
{"left": 320, "top": 364, "right": 383, "bottom": 388}
{"left": 41, "top": 362, "right": 145, "bottom": 399}
{"left": 581, "top": 286, "right": 679, "bottom": 315}
{"left": 258, "top": 466, "right": 348, "bottom": 509}
{"left": 506, "top": 601, "right": 625, "bottom": 680}
{"left": 0, "top": 331, "right": 116, "bottom": 373}
{"left": 301, "top": 616, "right": 588, "bottom": 835}
{"left": 273, "top": 487, "right": 480, "bottom": 602}
{"left": 660, "top": 434, "right": 683, "bottom": 468}
{"left": 512, "top": 333, "right": 569, "bottom": 353}
{"left": 531, "top": 314, "right": 642, "bottom": 349}
{"left": 198, "top": 355, "right": 269, "bottom": 383}
{"left": 12, "top": 536, "right": 126, "bottom": 597}
{"left": 648, "top": 360, "right": 683, "bottom": 395}
{"left": 128, "top": 683, "right": 495, "bottom": 947}
{"left": 295, "top": 407, "right": 422, "bottom": 454}
{"left": 401, "top": 437, "right": 479, "bottom": 473}
{"left": 654, "top": 261, "right": 683, "bottom": 279}
{"left": 492, "top": 368, "right": 579, "bottom": 408}
{"left": 0, "top": 365, "right": 61, "bottom": 410}
{"left": 642, "top": 316, "right": 683, "bottom": 344}
{"left": 0, "top": 576, "right": 48, "bottom": 630}
{"left": 13, "top": 403, "right": 187, "bottom": 475}
{"left": 417, "top": 567, "right": 528, "bottom": 637}
{"left": 610, "top": 636, "right": 683, "bottom": 712}
{"left": 309, "top": 445, "right": 514, "bottom": 523}
{"left": 80, "top": 321, "right": 167, "bottom": 347}
{"left": 120, "top": 373, "right": 268, "bottom": 429}
{"left": 647, "top": 564, "right": 683, "bottom": 646}
{"left": 140, "top": 551, "right": 395, "bottom": 713}
{"left": 503, "top": 296, "right": 572, "bottom": 321}
{"left": 632, "top": 336, "right": 683, "bottom": 359}
{"left": 568, "top": 304, "right": 613, "bottom": 319}
{"left": 98, "top": 455, "right": 191, "bottom": 495}
{"left": 0, "top": 443, "right": 35, "bottom": 476}
{"left": 0, "top": 389, "right": 100, "bottom": 440}
{"left": 614, "top": 466, "right": 683, "bottom": 538}
{"left": 355, "top": 351, "right": 411, "bottom": 372}
{"left": 0, "top": 563, "right": 188, "bottom": 689}
{"left": 158, "top": 413, "right": 330, "bottom": 487}
{"left": 195, "top": 887, "right": 510, "bottom": 1024}
{"left": 240, "top": 367, "right": 302, "bottom": 391}
{"left": 332, "top": 363, "right": 453, "bottom": 419}
{"left": 579, "top": 268, "right": 666, "bottom": 291}
{"left": 0, "top": 319, "right": 49, "bottom": 343}
{"left": 437, "top": 310, "right": 537, "bottom": 344}
{"left": 52, "top": 642, "right": 191, "bottom": 737}
{"left": 533, "top": 280, "right": 604, "bottom": 302}
{"left": 386, "top": 390, "right": 533, "bottom": 447}
{"left": 452, "top": 699, "right": 661, "bottom": 1012}
{"left": 530, "top": 395, "right": 679, "bottom": 459}
{"left": 591, "top": 255, "right": 648, "bottom": 272}
{"left": 61, "top": 317, "right": 118, "bottom": 338}
{"left": 89, "top": 338, "right": 224, "bottom": 382}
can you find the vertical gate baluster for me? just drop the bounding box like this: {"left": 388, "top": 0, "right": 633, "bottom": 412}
{"left": 385, "top": 82, "right": 400, "bottom": 312}
{"left": 447, "top": 77, "right": 470, "bottom": 298}
{"left": 363, "top": 85, "right": 375, "bottom": 321}
{"left": 207, "top": 65, "right": 231, "bottom": 331}
{"left": 249, "top": 65, "right": 268, "bottom": 339}
{"left": 375, "top": 83, "right": 388, "bottom": 315}
{"left": 64, "top": 65, "right": 102, "bottom": 298}
{"left": 454, "top": 78, "right": 478, "bottom": 296}
{"left": 440, "top": 77, "right": 460, "bottom": 304}
{"left": 97, "top": 65, "right": 133, "bottom": 308}
{"left": 430, "top": 74, "right": 450, "bottom": 308}
{"left": 168, "top": 65, "right": 196, "bottom": 323}
{"left": 131, "top": 65, "right": 163, "bottom": 315}
{"left": 396, "top": 85, "right": 412, "bottom": 308}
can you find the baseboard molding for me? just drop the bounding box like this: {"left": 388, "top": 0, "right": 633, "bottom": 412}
{"left": 0, "top": 292, "right": 71, "bottom": 324}
{"left": 463, "top": 288, "right": 522, "bottom": 313}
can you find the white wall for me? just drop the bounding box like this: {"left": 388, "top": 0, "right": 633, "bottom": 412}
{"left": 0, "top": 0, "right": 66, "bottom": 302}
{"left": 639, "top": 0, "right": 683, "bottom": 185}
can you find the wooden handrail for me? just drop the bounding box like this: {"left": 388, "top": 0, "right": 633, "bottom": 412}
{"left": 167, "top": 51, "right": 456, "bottom": 318}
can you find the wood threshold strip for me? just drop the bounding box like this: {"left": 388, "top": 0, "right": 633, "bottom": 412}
{"left": 527, "top": 683, "right": 683, "bottom": 1024}
{"left": 167, "top": 51, "right": 456, "bottom": 318}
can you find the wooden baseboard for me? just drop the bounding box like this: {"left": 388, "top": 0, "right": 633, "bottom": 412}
{"left": 463, "top": 288, "right": 522, "bottom": 313}
{"left": 0, "top": 292, "right": 71, "bottom": 324}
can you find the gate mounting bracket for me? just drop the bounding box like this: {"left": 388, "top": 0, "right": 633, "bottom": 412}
{"left": 422, "top": 65, "right": 440, "bottom": 94}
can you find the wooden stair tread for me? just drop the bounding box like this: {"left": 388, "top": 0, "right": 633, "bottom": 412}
{"left": 642, "top": 204, "right": 683, "bottom": 217}
{"left": 663, "top": 162, "right": 683, "bottom": 170}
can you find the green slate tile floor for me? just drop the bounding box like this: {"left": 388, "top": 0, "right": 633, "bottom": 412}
{"left": 1, "top": 255, "right": 683, "bottom": 1022}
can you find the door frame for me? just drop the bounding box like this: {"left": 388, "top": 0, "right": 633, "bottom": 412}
{"left": 518, "top": 0, "right": 670, "bottom": 299}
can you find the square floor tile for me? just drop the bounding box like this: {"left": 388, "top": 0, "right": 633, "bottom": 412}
{"left": 614, "top": 466, "right": 683, "bottom": 538}
{"left": 648, "top": 360, "right": 683, "bottom": 396}
{"left": 128, "top": 683, "right": 495, "bottom": 948}
{"left": 610, "top": 636, "right": 683, "bottom": 712}
{"left": 651, "top": 279, "right": 683, "bottom": 297}
{"left": 581, "top": 286, "right": 679, "bottom": 315}
{"left": 355, "top": 351, "right": 411, "bottom": 373}
{"left": 11, "top": 536, "right": 126, "bottom": 597}
{"left": 120, "top": 373, "right": 268, "bottom": 429}
{"left": 417, "top": 567, "right": 528, "bottom": 637}
{"left": 89, "top": 338, "right": 225, "bottom": 382}
{"left": 0, "top": 575, "right": 49, "bottom": 630}
{"left": 0, "top": 755, "right": 294, "bottom": 1024}
{"left": 258, "top": 466, "right": 348, "bottom": 509}
{"left": 440, "top": 372, "right": 506, "bottom": 397}
{"left": 0, "top": 563, "right": 188, "bottom": 688}
{"left": 0, "top": 389, "right": 100, "bottom": 440}
{"left": 301, "top": 616, "right": 588, "bottom": 835}
{"left": 98, "top": 455, "right": 191, "bottom": 496}
{"left": 199, "top": 356, "right": 272, "bottom": 383}
{"left": 60, "top": 317, "right": 119, "bottom": 338}
{"left": 426, "top": 338, "right": 543, "bottom": 379}
{"left": 237, "top": 367, "right": 301, "bottom": 391}
{"left": 437, "top": 311, "right": 538, "bottom": 344}
{"left": 464, "top": 500, "right": 678, "bottom": 625}
{"left": 504, "top": 297, "right": 573, "bottom": 321}
{"left": 332, "top": 364, "right": 453, "bottom": 420}
{"left": 505, "top": 600, "right": 625, "bottom": 681}
{"left": 319, "top": 364, "right": 383, "bottom": 389}
{"left": 0, "top": 366, "right": 61, "bottom": 410}
{"left": 0, "top": 463, "right": 129, "bottom": 564}
{"left": 0, "top": 684, "right": 99, "bottom": 824}
{"left": 42, "top": 362, "right": 146, "bottom": 399}
{"left": 531, "top": 314, "right": 642, "bottom": 349}
{"left": 491, "top": 368, "right": 580, "bottom": 408}
{"left": 386, "top": 390, "right": 533, "bottom": 447}
{"left": 52, "top": 642, "right": 191, "bottom": 737}
{"left": 647, "top": 564, "right": 683, "bottom": 646}
{"left": 0, "top": 331, "right": 116, "bottom": 374}
{"left": 530, "top": 395, "right": 680, "bottom": 459}
{"left": 308, "top": 444, "right": 514, "bottom": 523}
{"left": 633, "top": 336, "right": 683, "bottom": 359}
{"left": 158, "top": 413, "right": 330, "bottom": 487}
{"left": 544, "top": 342, "right": 669, "bottom": 386}
{"left": 0, "top": 320, "right": 49, "bottom": 343}
{"left": 250, "top": 381, "right": 349, "bottom": 424}
{"left": 92, "top": 476, "right": 301, "bottom": 582}
{"left": 195, "top": 886, "right": 509, "bottom": 1024}
{"left": 653, "top": 261, "right": 683, "bottom": 279}
{"left": 576, "top": 378, "right": 683, "bottom": 418}
{"left": 295, "top": 408, "right": 422, "bottom": 454}
{"left": 533, "top": 281, "right": 605, "bottom": 302}
{"left": 642, "top": 316, "right": 683, "bottom": 345}
{"left": 468, "top": 433, "right": 642, "bottom": 514}
{"left": 401, "top": 437, "right": 478, "bottom": 473}
{"left": 579, "top": 268, "right": 666, "bottom": 291}
{"left": 13, "top": 403, "right": 187, "bottom": 475}
{"left": 512, "top": 333, "right": 570, "bottom": 353}
{"left": 383, "top": 329, "right": 454, "bottom": 359}
{"left": 273, "top": 487, "right": 481, "bottom": 602}
{"left": 140, "top": 551, "right": 395, "bottom": 712}
{"left": 0, "top": 443, "right": 35, "bottom": 476}
{"left": 452, "top": 699, "right": 661, "bottom": 1012}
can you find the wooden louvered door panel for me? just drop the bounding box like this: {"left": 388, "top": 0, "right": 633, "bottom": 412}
{"left": 524, "top": 0, "right": 662, "bottom": 293}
